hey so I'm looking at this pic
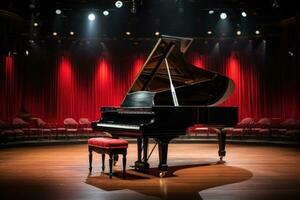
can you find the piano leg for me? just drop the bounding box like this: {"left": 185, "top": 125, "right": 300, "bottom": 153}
{"left": 218, "top": 129, "right": 226, "bottom": 161}
{"left": 137, "top": 138, "right": 142, "bottom": 162}
{"left": 156, "top": 137, "right": 173, "bottom": 177}
{"left": 89, "top": 147, "right": 92, "bottom": 173}
{"left": 134, "top": 137, "right": 150, "bottom": 171}
{"left": 143, "top": 137, "right": 149, "bottom": 164}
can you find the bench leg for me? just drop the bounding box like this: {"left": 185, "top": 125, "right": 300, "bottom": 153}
{"left": 122, "top": 154, "right": 126, "bottom": 178}
{"left": 109, "top": 154, "right": 113, "bottom": 179}
{"left": 102, "top": 154, "right": 105, "bottom": 172}
{"left": 89, "top": 148, "right": 92, "bottom": 173}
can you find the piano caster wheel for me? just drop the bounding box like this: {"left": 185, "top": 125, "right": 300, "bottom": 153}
{"left": 159, "top": 171, "right": 167, "bottom": 178}
{"left": 218, "top": 156, "right": 225, "bottom": 164}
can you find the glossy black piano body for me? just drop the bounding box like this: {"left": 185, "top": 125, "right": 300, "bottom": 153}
{"left": 92, "top": 35, "right": 238, "bottom": 176}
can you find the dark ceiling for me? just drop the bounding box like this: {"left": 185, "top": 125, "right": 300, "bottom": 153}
{"left": 1, "top": 0, "right": 299, "bottom": 18}
{"left": 0, "top": 0, "right": 299, "bottom": 53}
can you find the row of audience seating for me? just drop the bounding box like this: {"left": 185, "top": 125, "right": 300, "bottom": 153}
{"left": 187, "top": 117, "right": 300, "bottom": 140}
{"left": 0, "top": 117, "right": 101, "bottom": 142}
{"left": 2, "top": 117, "right": 300, "bottom": 143}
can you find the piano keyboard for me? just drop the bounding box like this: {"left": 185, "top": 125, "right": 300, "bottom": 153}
{"left": 96, "top": 123, "right": 140, "bottom": 130}
{"left": 118, "top": 111, "right": 154, "bottom": 114}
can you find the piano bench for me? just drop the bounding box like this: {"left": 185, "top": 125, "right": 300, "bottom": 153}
{"left": 88, "top": 137, "right": 128, "bottom": 179}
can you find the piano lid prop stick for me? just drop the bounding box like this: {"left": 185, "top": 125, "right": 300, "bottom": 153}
{"left": 165, "top": 58, "right": 179, "bottom": 106}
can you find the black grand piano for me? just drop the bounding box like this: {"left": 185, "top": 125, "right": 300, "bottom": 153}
{"left": 92, "top": 35, "right": 238, "bottom": 177}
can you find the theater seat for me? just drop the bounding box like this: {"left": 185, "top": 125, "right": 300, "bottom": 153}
{"left": 237, "top": 117, "right": 255, "bottom": 128}
{"left": 79, "top": 118, "right": 93, "bottom": 136}
{"left": 0, "top": 120, "right": 7, "bottom": 130}
{"left": 12, "top": 118, "right": 29, "bottom": 129}
{"left": 236, "top": 117, "right": 255, "bottom": 137}
{"left": 286, "top": 119, "right": 300, "bottom": 139}
{"left": 223, "top": 117, "right": 255, "bottom": 139}
{"left": 12, "top": 118, "right": 30, "bottom": 138}
{"left": 35, "top": 118, "right": 52, "bottom": 139}
{"left": 252, "top": 118, "right": 272, "bottom": 137}
{"left": 187, "top": 124, "right": 209, "bottom": 136}
{"left": 64, "top": 118, "right": 78, "bottom": 137}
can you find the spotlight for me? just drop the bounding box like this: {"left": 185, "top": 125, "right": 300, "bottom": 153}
{"left": 70, "top": 31, "right": 74, "bottom": 36}
{"left": 155, "top": 31, "right": 160, "bottom": 36}
{"left": 28, "top": 3, "right": 35, "bottom": 10}
{"left": 33, "top": 22, "right": 38, "bottom": 27}
{"left": 88, "top": 13, "right": 96, "bottom": 21}
{"left": 176, "top": 0, "right": 184, "bottom": 13}
{"left": 272, "top": 0, "right": 279, "bottom": 8}
{"left": 255, "top": 30, "right": 260, "bottom": 35}
{"left": 55, "top": 9, "right": 61, "bottom": 15}
{"left": 53, "top": 32, "right": 58, "bottom": 36}
{"left": 208, "top": 10, "right": 214, "bottom": 14}
{"left": 125, "top": 31, "right": 131, "bottom": 36}
{"left": 115, "top": 1, "right": 123, "bottom": 8}
{"left": 103, "top": 10, "right": 109, "bottom": 16}
{"left": 241, "top": 12, "right": 247, "bottom": 17}
{"left": 207, "top": 31, "right": 212, "bottom": 35}
{"left": 220, "top": 12, "right": 227, "bottom": 20}
{"left": 288, "top": 51, "right": 294, "bottom": 57}
{"left": 131, "top": 0, "right": 137, "bottom": 13}
{"left": 25, "top": 50, "right": 29, "bottom": 56}
{"left": 236, "top": 30, "right": 241, "bottom": 36}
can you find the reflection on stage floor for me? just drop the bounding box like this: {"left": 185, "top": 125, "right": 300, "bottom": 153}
{"left": 0, "top": 143, "right": 300, "bottom": 200}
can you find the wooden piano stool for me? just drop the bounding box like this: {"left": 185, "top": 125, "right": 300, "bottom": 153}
{"left": 88, "top": 137, "right": 128, "bottom": 179}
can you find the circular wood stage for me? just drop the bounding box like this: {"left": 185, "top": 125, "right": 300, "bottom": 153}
{"left": 0, "top": 143, "right": 300, "bottom": 200}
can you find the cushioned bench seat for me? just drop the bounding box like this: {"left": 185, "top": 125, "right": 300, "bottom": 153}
{"left": 88, "top": 137, "right": 128, "bottom": 149}
{"left": 88, "top": 137, "right": 128, "bottom": 179}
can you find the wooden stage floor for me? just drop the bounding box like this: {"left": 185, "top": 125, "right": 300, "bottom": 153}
{"left": 0, "top": 143, "right": 300, "bottom": 200}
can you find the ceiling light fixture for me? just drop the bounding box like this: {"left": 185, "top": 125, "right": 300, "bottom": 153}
{"left": 55, "top": 9, "right": 61, "bottom": 15}
{"left": 88, "top": 13, "right": 96, "bottom": 21}
{"left": 115, "top": 1, "right": 123, "bottom": 8}
{"left": 103, "top": 10, "right": 109, "bottom": 16}
{"left": 220, "top": 12, "right": 227, "bottom": 20}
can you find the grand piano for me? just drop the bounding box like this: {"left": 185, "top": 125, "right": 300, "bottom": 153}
{"left": 92, "top": 35, "right": 238, "bottom": 177}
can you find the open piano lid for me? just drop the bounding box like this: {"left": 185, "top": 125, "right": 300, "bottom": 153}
{"left": 123, "top": 35, "right": 235, "bottom": 106}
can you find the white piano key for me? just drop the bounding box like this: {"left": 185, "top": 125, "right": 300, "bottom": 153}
{"left": 96, "top": 123, "right": 140, "bottom": 130}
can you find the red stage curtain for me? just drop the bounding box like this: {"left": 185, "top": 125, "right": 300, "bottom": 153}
{"left": 0, "top": 56, "right": 21, "bottom": 119}
{"left": 0, "top": 44, "right": 299, "bottom": 122}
